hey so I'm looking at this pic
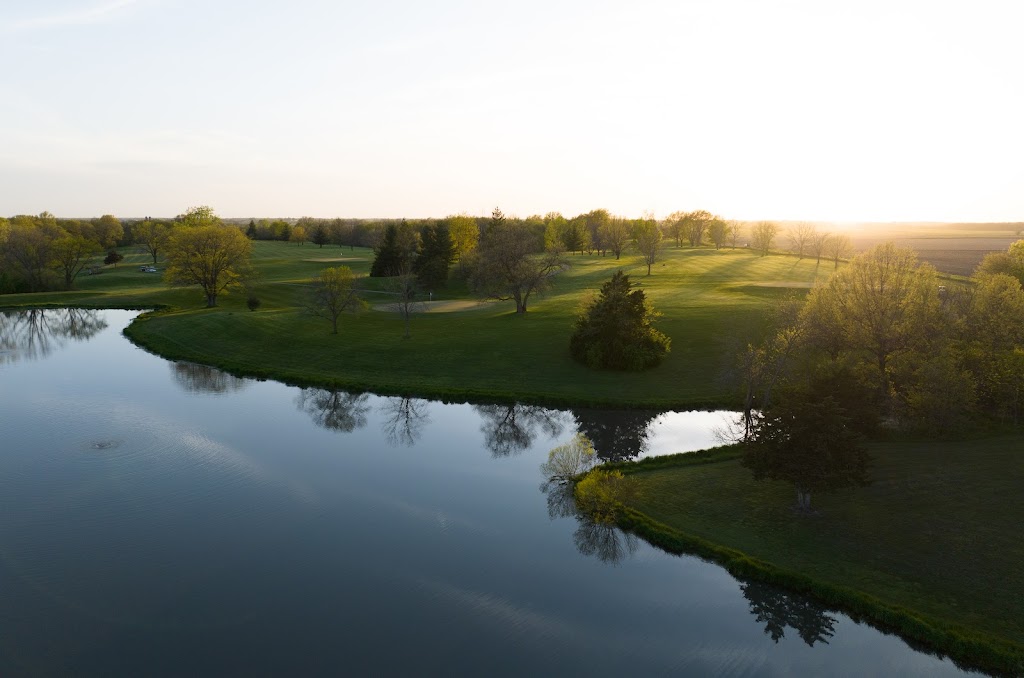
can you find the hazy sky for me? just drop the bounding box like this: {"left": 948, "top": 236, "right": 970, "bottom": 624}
{"left": 2, "top": 0, "right": 1022, "bottom": 222}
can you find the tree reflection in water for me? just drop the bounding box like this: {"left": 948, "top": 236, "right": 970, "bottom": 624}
{"left": 740, "top": 579, "right": 837, "bottom": 646}
{"left": 571, "top": 408, "right": 657, "bottom": 462}
{"left": 573, "top": 516, "right": 639, "bottom": 564}
{"left": 379, "top": 396, "right": 431, "bottom": 447}
{"left": 296, "top": 388, "right": 371, "bottom": 432}
{"left": 475, "top": 404, "right": 567, "bottom": 457}
{"left": 0, "top": 308, "right": 107, "bottom": 364}
{"left": 170, "top": 361, "right": 249, "bottom": 394}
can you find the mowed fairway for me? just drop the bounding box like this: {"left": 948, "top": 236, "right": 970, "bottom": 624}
{"left": 3, "top": 241, "right": 838, "bottom": 407}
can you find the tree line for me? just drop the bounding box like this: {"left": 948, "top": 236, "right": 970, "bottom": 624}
{"left": 2, "top": 203, "right": 868, "bottom": 296}
{"left": 738, "top": 240, "right": 1024, "bottom": 509}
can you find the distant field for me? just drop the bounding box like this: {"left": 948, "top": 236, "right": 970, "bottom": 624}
{"left": 850, "top": 236, "right": 1019, "bottom": 275}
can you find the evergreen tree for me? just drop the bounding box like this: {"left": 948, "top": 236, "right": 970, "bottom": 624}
{"left": 414, "top": 222, "right": 455, "bottom": 289}
{"left": 245, "top": 219, "right": 257, "bottom": 239}
{"left": 370, "top": 224, "right": 410, "bottom": 277}
{"left": 312, "top": 223, "right": 330, "bottom": 248}
{"left": 570, "top": 271, "right": 670, "bottom": 370}
{"left": 104, "top": 249, "right": 124, "bottom": 267}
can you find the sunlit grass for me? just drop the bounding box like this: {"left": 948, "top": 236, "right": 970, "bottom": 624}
{"left": 4, "top": 241, "right": 838, "bottom": 406}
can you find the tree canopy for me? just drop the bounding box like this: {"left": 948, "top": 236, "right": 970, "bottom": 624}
{"left": 470, "top": 219, "right": 565, "bottom": 313}
{"left": 743, "top": 393, "right": 869, "bottom": 512}
{"left": 164, "top": 217, "right": 252, "bottom": 307}
{"left": 632, "top": 215, "right": 661, "bottom": 275}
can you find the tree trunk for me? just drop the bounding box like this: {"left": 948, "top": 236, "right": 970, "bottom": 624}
{"left": 206, "top": 293, "right": 217, "bottom": 307}
{"left": 514, "top": 291, "right": 526, "bottom": 313}
{"left": 795, "top": 486, "right": 812, "bottom": 512}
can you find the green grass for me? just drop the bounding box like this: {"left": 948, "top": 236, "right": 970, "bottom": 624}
{"left": 2, "top": 241, "right": 837, "bottom": 407}
{"left": 605, "top": 433, "right": 1024, "bottom": 674}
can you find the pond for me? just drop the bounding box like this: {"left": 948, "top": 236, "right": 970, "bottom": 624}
{"left": 0, "top": 309, "right": 981, "bottom": 676}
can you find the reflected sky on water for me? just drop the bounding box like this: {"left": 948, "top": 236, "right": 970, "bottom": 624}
{"left": 0, "top": 309, "right": 983, "bottom": 676}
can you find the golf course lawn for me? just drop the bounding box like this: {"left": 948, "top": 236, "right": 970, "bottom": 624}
{"left": 3, "top": 240, "right": 840, "bottom": 407}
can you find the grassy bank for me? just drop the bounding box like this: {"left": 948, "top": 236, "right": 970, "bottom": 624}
{"left": 3, "top": 241, "right": 835, "bottom": 408}
{"left": 601, "top": 434, "right": 1024, "bottom": 675}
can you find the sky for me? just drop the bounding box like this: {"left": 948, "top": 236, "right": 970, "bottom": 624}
{"left": 1, "top": 0, "right": 1023, "bottom": 222}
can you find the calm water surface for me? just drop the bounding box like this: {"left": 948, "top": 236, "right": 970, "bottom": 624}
{"left": 0, "top": 310, "right": 982, "bottom": 676}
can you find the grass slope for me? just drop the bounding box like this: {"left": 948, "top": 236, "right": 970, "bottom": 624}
{"left": 608, "top": 433, "right": 1024, "bottom": 674}
{"left": 3, "top": 241, "right": 836, "bottom": 407}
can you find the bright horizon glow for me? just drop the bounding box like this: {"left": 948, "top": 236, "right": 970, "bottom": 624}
{"left": 2, "top": 0, "right": 1022, "bottom": 222}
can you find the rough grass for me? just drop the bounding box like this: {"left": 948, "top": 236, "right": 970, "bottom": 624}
{"left": 606, "top": 433, "right": 1024, "bottom": 675}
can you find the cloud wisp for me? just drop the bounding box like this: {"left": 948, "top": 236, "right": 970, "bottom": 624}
{"left": 7, "top": 0, "right": 140, "bottom": 32}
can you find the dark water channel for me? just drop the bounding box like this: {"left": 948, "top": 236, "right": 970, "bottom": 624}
{"left": 0, "top": 309, "right": 981, "bottom": 676}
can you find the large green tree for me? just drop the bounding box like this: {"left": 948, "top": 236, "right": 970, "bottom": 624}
{"left": 570, "top": 270, "right": 670, "bottom": 370}
{"left": 164, "top": 212, "right": 252, "bottom": 307}
{"left": 800, "top": 243, "right": 942, "bottom": 397}
{"left": 90, "top": 214, "right": 123, "bottom": 249}
{"left": 447, "top": 213, "right": 479, "bottom": 268}
{"left": 134, "top": 219, "right": 171, "bottom": 265}
{"left": 743, "top": 393, "right": 869, "bottom": 512}
{"left": 975, "top": 239, "right": 1024, "bottom": 287}
{"left": 51, "top": 235, "right": 98, "bottom": 289}
{"left": 632, "top": 215, "right": 662, "bottom": 275}
{"left": 599, "top": 217, "right": 630, "bottom": 260}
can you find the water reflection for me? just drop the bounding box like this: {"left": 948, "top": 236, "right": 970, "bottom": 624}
{"left": 296, "top": 388, "right": 371, "bottom": 432}
{"left": 170, "top": 361, "right": 249, "bottom": 395}
{"left": 740, "top": 579, "right": 838, "bottom": 646}
{"left": 475, "top": 403, "right": 567, "bottom": 457}
{"left": 571, "top": 408, "right": 657, "bottom": 461}
{"left": 0, "top": 308, "right": 107, "bottom": 364}
{"left": 540, "top": 479, "right": 640, "bottom": 565}
{"left": 573, "top": 517, "right": 639, "bottom": 564}
{"left": 379, "top": 396, "right": 431, "bottom": 447}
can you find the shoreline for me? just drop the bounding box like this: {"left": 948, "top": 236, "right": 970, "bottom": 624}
{"left": 594, "top": 448, "right": 1024, "bottom": 677}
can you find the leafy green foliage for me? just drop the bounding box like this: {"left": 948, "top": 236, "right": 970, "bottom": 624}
{"left": 570, "top": 271, "right": 670, "bottom": 370}
{"left": 742, "top": 394, "right": 869, "bottom": 511}
{"left": 164, "top": 218, "right": 253, "bottom": 307}
{"left": 575, "top": 468, "right": 638, "bottom": 521}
